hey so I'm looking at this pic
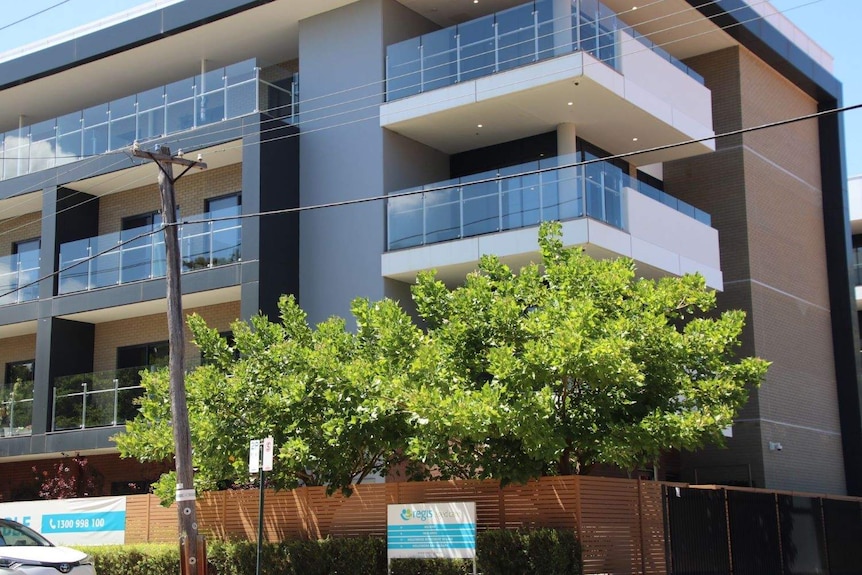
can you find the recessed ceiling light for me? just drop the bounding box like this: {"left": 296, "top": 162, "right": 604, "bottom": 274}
{"left": 632, "top": 137, "right": 638, "bottom": 141}
{"left": 474, "top": 0, "right": 479, "bottom": 3}
{"left": 477, "top": 124, "right": 483, "bottom": 128}
{"left": 567, "top": 102, "right": 573, "bottom": 106}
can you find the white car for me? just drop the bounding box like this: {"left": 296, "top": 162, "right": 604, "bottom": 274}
{"left": 0, "top": 518, "right": 95, "bottom": 575}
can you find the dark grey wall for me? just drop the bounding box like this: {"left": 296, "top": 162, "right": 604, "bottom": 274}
{"left": 240, "top": 116, "right": 300, "bottom": 321}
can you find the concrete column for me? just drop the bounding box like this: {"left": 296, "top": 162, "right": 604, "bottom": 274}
{"left": 556, "top": 122, "right": 581, "bottom": 217}
{"left": 557, "top": 122, "right": 578, "bottom": 156}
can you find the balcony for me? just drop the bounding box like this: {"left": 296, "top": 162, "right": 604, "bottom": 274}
{"left": 381, "top": 0, "right": 713, "bottom": 164}
{"left": 0, "top": 251, "right": 40, "bottom": 305}
{"left": 58, "top": 206, "right": 241, "bottom": 294}
{"left": 52, "top": 367, "right": 148, "bottom": 431}
{"left": 383, "top": 154, "right": 721, "bottom": 289}
{"left": 0, "top": 59, "right": 297, "bottom": 182}
{"left": 0, "top": 379, "right": 33, "bottom": 437}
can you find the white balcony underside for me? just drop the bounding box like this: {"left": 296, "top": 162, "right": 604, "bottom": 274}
{"left": 382, "top": 187, "right": 723, "bottom": 290}
{"left": 381, "top": 47, "right": 715, "bottom": 166}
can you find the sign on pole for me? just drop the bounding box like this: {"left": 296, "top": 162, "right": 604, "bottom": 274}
{"left": 249, "top": 439, "right": 261, "bottom": 474}
{"left": 262, "top": 436, "right": 274, "bottom": 471}
{"left": 387, "top": 502, "right": 477, "bottom": 574}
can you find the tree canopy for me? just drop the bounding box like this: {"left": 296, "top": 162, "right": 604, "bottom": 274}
{"left": 114, "top": 222, "right": 768, "bottom": 501}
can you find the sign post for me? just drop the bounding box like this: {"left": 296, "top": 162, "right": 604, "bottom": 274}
{"left": 387, "top": 502, "right": 477, "bottom": 575}
{"left": 250, "top": 437, "right": 273, "bottom": 575}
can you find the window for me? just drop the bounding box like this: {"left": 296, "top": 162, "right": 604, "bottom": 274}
{"left": 120, "top": 211, "right": 166, "bottom": 283}
{"left": 205, "top": 193, "right": 241, "bottom": 268}
{"left": 12, "top": 238, "right": 40, "bottom": 301}
{"left": 117, "top": 341, "right": 170, "bottom": 371}
{"left": 5, "top": 360, "right": 34, "bottom": 385}
{"left": 2, "top": 360, "right": 34, "bottom": 433}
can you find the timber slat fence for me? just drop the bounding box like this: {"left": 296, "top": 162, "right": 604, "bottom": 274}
{"left": 125, "top": 476, "right": 862, "bottom": 575}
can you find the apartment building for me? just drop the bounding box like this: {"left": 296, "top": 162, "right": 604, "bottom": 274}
{"left": 0, "top": 0, "right": 858, "bottom": 499}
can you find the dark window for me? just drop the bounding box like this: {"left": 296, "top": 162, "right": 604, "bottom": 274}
{"left": 117, "top": 341, "right": 170, "bottom": 371}
{"left": 5, "top": 360, "right": 34, "bottom": 385}
{"left": 122, "top": 211, "right": 162, "bottom": 232}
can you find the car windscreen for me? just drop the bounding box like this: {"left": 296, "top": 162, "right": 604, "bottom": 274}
{"left": 0, "top": 519, "right": 53, "bottom": 547}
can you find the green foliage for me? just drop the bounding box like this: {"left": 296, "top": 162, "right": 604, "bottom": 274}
{"left": 403, "top": 221, "right": 769, "bottom": 481}
{"left": 114, "top": 295, "right": 420, "bottom": 500}
{"left": 84, "top": 544, "right": 178, "bottom": 575}
{"left": 114, "top": 221, "right": 767, "bottom": 498}
{"left": 84, "top": 529, "right": 580, "bottom": 575}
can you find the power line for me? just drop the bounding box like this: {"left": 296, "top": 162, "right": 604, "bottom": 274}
{"left": 0, "top": 0, "right": 832, "bottom": 243}
{"left": 0, "top": 1, "right": 72, "bottom": 33}
{"left": 0, "top": 101, "right": 857, "bottom": 302}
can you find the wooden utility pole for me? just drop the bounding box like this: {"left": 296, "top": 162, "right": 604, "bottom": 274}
{"left": 132, "top": 144, "right": 207, "bottom": 575}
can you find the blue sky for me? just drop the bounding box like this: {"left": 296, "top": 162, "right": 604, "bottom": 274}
{"left": 0, "top": 0, "right": 859, "bottom": 176}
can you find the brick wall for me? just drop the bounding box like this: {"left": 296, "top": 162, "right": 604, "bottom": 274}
{"left": 0, "top": 334, "right": 37, "bottom": 385}
{"left": 0, "top": 212, "right": 43, "bottom": 257}
{"left": 92, "top": 300, "right": 240, "bottom": 372}
{"left": 98, "top": 163, "right": 241, "bottom": 236}
{"left": 0, "top": 452, "right": 169, "bottom": 503}
{"left": 668, "top": 46, "right": 844, "bottom": 493}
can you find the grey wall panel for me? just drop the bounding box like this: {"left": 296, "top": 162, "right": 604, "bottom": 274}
{"left": 298, "top": 0, "right": 443, "bottom": 327}
{"left": 298, "top": 0, "right": 388, "bottom": 327}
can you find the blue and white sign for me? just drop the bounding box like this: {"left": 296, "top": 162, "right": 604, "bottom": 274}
{"left": 387, "top": 502, "right": 476, "bottom": 560}
{"left": 0, "top": 496, "right": 126, "bottom": 545}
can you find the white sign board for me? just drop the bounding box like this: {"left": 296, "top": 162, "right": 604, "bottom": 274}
{"left": 387, "top": 502, "right": 476, "bottom": 560}
{"left": 0, "top": 496, "right": 126, "bottom": 546}
{"left": 249, "top": 439, "right": 261, "bottom": 474}
{"left": 262, "top": 436, "right": 274, "bottom": 471}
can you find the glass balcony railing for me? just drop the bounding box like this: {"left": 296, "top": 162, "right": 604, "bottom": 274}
{"left": 52, "top": 366, "right": 148, "bottom": 431}
{"left": 0, "top": 251, "right": 40, "bottom": 305}
{"left": 852, "top": 248, "right": 862, "bottom": 287}
{"left": 0, "top": 59, "right": 298, "bottom": 182}
{"left": 386, "top": 153, "right": 710, "bottom": 251}
{"left": 52, "top": 363, "right": 201, "bottom": 431}
{"left": 1, "top": 379, "right": 34, "bottom": 437}
{"left": 385, "top": 0, "right": 702, "bottom": 101}
{"left": 58, "top": 206, "right": 241, "bottom": 294}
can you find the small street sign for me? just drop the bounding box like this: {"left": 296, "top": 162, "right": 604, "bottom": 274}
{"left": 262, "top": 436, "right": 274, "bottom": 471}
{"left": 249, "top": 439, "right": 261, "bottom": 474}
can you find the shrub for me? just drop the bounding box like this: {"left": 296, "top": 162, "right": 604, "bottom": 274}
{"left": 84, "top": 528, "right": 580, "bottom": 575}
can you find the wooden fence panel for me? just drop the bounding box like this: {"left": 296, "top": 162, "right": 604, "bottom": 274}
{"left": 638, "top": 481, "right": 667, "bottom": 575}
{"left": 578, "top": 476, "right": 643, "bottom": 574}
{"left": 123, "top": 478, "right": 861, "bottom": 575}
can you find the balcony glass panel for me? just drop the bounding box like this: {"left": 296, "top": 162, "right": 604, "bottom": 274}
{"left": 385, "top": 0, "right": 703, "bottom": 101}
{"left": 500, "top": 164, "right": 541, "bottom": 230}
{"left": 58, "top": 205, "right": 241, "bottom": 294}
{"left": 497, "top": 3, "right": 538, "bottom": 73}
{"left": 422, "top": 28, "right": 458, "bottom": 92}
{"left": 1, "top": 379, "right": 34, "bottom": 437}
{"left": 386, "top": 38, "right": 422, "bottom": 100}
{"left": 852, "top": 247, "right": 862, "bottom": 287}
{"left": 459, "top": 15, "right": 496, "bottom": 82}
{"left": 386, "top": 155, "right": 710, "bottom": 250}
{"left": 0, "top": 60, "right": 296, "bottom": 182}
{"left": 0, "top": 251, "right": 41, "bottom": 305}
{"left": 462, "top": 169, "right": 500, "bottom": 237}
{"left": 52, "top": 366, "right": 147, "bottom": 431}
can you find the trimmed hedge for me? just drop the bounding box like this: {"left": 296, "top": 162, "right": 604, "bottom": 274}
{"left": 86, "top": 529, "right": 581, "bottom": 575}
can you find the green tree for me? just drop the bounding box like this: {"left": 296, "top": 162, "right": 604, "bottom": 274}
{"left": 402, "top": 222, "right": 769, "bottom": 483}
{"left": 113, "top": 296, "right": 419, "bottom": 503}
{"left": 115, "top": 222, "right": 767, "bottom": 499}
